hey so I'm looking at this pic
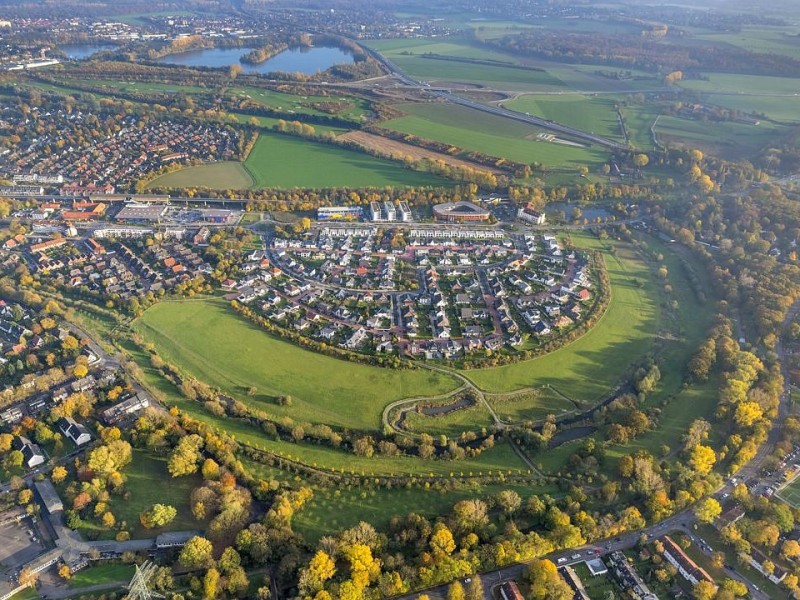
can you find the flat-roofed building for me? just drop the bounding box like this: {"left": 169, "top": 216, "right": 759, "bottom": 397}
{"left": 34, "top": 479, "right": 64, "bottom": 513}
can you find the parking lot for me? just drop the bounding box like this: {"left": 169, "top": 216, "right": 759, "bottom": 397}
{"left": 0, "top": 517, "right": 46, "bottom": 575}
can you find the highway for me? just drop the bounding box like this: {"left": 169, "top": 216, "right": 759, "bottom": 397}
{"left": 358, "top": 42, "right": 630, "bottom": 152}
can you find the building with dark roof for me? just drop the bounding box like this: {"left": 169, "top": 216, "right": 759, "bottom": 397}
{"left": 58, "top": 417, "right": 92, "bottom": 446}
{"left": 432, "top": 201, "right": 491, "bottom": 223}
{"left": 12, "top": 436, "right": 45, "bottom": 468}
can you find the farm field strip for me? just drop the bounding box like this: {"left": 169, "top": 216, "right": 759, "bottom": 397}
{"left": 337, "top": 130, "right": 504, "bottom": 173}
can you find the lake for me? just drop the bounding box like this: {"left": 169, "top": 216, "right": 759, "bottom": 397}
{"left": 59, "top": 44, "right": 117, "bottom": 60}
{"left": 156, "top": 45, "right": 355, "bottom": 75}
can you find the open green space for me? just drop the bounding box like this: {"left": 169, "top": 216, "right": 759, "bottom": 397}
{"left": 504, "top": 94, "right": 624, "bottom": 141}
{"left": 146, "top": 161, "right": 254, "bottom": 190}
{"left": 487, "top": 387, "right": 576, "bottom": 423}
{"left": 68, "top": 564, "right": 134, "bottom": 588}
{"left": 383, "top": 103, "right": 608, "bottom": 169}
{"left": 679, "top": 73, "right": 800, "bottom": 96}
{"left": 229, "top": 86, "right": 370, "bottom": 122}
{"left": 292, "top": 480, "right": 558, "bottom": 543}
{"left": 618, "top": 102, "right": 662, "bottom": 151}
{"left": 466, "top": 234, "right": 660, "bottom": 401}
{"left": 399, "top": 401, "right": 495, "bottom": 437}
{"left": 243, "top": 132, "right": 447, "bottom": 188}
{"left": 134, "top": 298, "right": 460, "bottom": 431}
{"left": 692, "top": 94, "right": 800, "bottom": 124}
{"left": 654, "top": 114, "right": 785, "bottom": 160}
{"left": 114, "top": 451, "right": 203, "bottom": 538}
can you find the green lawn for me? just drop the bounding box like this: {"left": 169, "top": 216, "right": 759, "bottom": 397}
{"left": 69, "top": 564, "right": 134, "bottom": 588}
{"left": 145, "top": 161, "right": 254, "bottom": 190}
{"left": 487, "top": 387, "right": 576, "bottom": 423}
{"left": 114, "top": 451, "right": 203, "bottom": 538}
{"left": 399, "top": 402, "right": 495, "bottom": 437}
{"left": 292, "top": 480, "right": 559, "bottom": 543}
{"left": 466, "top": 234, "right": 660, "bottom": 401}
{"left": 243, "top": 132, "right": 446, "bottom": 188}
{"left": 504, "top": 94, "right": 624, "bottom": 141}
{"left": 383, "top": 103, "right": 609, "bottom": 169}
{"left": 618, "top": 103, "right": 662, "bottom": 151}
{"left": 134, "top": 298, "right": 460, "bottom": 431}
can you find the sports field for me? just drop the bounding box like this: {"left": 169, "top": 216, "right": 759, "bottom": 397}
{"left": 145, "top": 161, "right": 254, "bottom": 190}
{"left": 383, "top": 103, "right": 609, "bottom": 168}
{"left": 778, "top": 474, "right": 800, "bottom": 509}
{"left": 466, "top": 235, "right": 660, "bottom": 401}
{"left": 504, "top": 94, "right": 624, "bottom": 141}
{"left": 134, "top": 298, "right": 460, "bottom": 430}
{"left": 243, "top": 132, "right": 446, "bottom": 188}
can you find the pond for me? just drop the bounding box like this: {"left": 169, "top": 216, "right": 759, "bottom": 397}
{"left": 155, "top": 45, "right": 355, "bottom": 75}
{"left": 546, "top": 201, "right": 611, "bottom": 221}
{"left": 59, "top": 44, "right": 117, "bottom": 60}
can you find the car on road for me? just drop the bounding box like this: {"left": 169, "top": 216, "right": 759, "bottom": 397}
{"left": 571, "top": 553, "right": 581, "bottom": 560}
{"left": 557, "top": 558, "right": 567, "bottom": 564}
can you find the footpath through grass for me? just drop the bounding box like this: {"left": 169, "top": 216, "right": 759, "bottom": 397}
{"left": 134, "top": 298, "right": 460, "bottom": 431}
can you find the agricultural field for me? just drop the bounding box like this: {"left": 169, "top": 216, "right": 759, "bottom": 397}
{"left": 145, "top": 161, "right": 254, "bottom": 190}
{"left": 679, "top": 73, "right": 800, "bottom": 96}
{"left": 504, "top": 93, "right": 624, "bottom": 141}
{"left": 366, "top": 38, "right": 567, "bottom": 91}
{"left": 383, "top": 103, "right": 609, "bottom": 169}
{"left": 336, "top": 130, "right": 504, "bottom": 174}
{"left": 133, "top": 298, "right": 460, "bottom": 431}
{"left": 243, "top": 132, "right": 447, "bottom": 188}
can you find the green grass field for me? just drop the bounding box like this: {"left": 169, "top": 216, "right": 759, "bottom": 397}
{"left": 619, "top": 102, "right": 662, "bottom": 151}
{"left": 146, "top": 161, "right": 254, "bottom": 190}
{"left": 366, "top": 38, "right": 567, "bottom": 91}
{"left": 466, "top": 234, "right": 660, "bottom": 401}
{"left": 134, "top": 298, "right": 460, "bottom": 430}
{"left": 69, "top": 564, "right": 134, "bottom": 589}
{"left": 399, "top": 402, "right": 495, "bottom": 437}
{"left": 504, "top": 94, "right": 624, "bottom": 141}
{"left": 487, "top": 387, "right": 576, "bottom": 423}
{"left": 229, "top": 86, "right": 370, "bottom": 122}
{"left": 115, "top": 451, "right": 203, "bottom": 538}
{"left": 243, "top": 132, "right": 446, "bottom": 188}
{"left": 292, "top": 480, "right": 558, "bottom": 543}
{"left": 679, "top": 73, "right": 800, "bottom": 96}
{"left": 654, "top": 114, "right": 785, "bottom": 160}
{"left": 778, "top": 473, "right": 800, "bottom": 509}
{"left": 383, "top": 103, "right": 609, "bottom": 169}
